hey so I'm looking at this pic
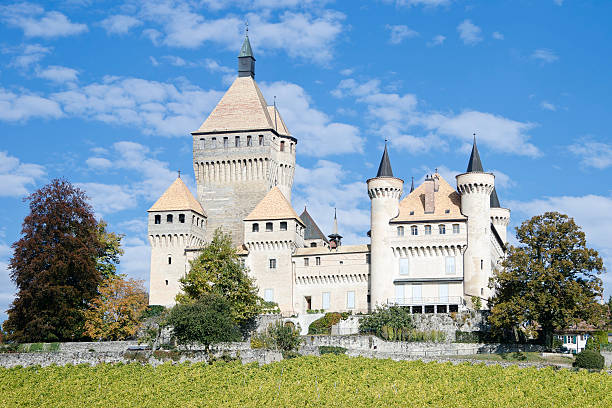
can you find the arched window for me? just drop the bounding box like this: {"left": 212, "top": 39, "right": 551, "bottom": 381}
{"left": 411, "top": 225, "right": 418, "bottom": 236}
{"left": 439, "top": 224, "right": 446, "bottom": 234}
{"left": 154, "top": 215, "right": 161, "bottom": 224}
{"left": 252, "top": 223, "right": 259, "bottom": 232}
{"left": 397, "top": 226, "right": 404, "bottom": 236}
{"left": 179, "top": 214, "right": 185, "bottom": 223}
{"left": 280, "top": 141, "right": 285, "bottom": 151}
{"left": 424, "top": 225, "right": 432, "bottom": 235}
{"left": 167, "top": 214, "right": 173, "bottom": 223}
{"left": 266, "top": 222, "right": 273, "bottom": 232}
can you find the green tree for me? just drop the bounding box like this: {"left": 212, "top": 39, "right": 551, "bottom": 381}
{"left": 168, "top": 293, "right": 241, "bottom": 351}
{"left": 177, "top": 229, "right": 261, "bottom": 329}
{"left": 96, "top": 220, "right": 124, "bottom": 279}
{"left": 489, "top": 212, "right": 606, "bottom": 346}
{"left": 3, "top": 179, "right": 104, "bottom": 342}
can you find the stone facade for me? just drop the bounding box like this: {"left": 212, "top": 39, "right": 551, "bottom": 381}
{"left": 147, "top": 35, "right": 510, "bottom": 315}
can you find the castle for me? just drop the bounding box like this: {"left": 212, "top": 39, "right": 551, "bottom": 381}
{"left": 147, "top": 34, "right": 510, "bottom": 315}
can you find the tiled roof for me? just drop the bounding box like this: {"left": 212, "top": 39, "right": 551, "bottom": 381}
{"left": 393, "top": 173, "right": 466, "bottom": 222}
{"left": 148, "top": 177, "right": 205, "bottom": 216}
{"left": 294, "top": 244, "right": 370, "bottom": 256}
{"left": 196, "top": 76, "right": 276, "bottom": 133}
{"left": 266, "top": 105, "right": 291, "bottom": 136}
{"left": 244, "top": 187, "right": 303, "bottom": 223}
{"left": 299, "top": 208, "right": 329, "bottom": 243}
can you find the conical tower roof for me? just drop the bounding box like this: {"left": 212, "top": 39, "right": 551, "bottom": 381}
{"left": 239, "top": 34, "right": 254, "bottom": 58}
{"left": 148, "top": 177, "right": 205, "bottom": 216}
{"left": 299, "top": 207, "right": 329, "bottom": 243}
{"left": 376, "top": 144, "right": 394, "bottom": 177}
{"left": 490, "top": 187, "right": 501, "bottom": 208}
{"left": 466, "top": 136, "right": 484, "bottom": 172}
{"left": 245, "top": 187, "right": 303, "bottom": 223}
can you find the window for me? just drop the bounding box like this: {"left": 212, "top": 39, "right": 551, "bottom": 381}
{"left": 280, "top": 141, "right": 285, "bottom": 151}
{"left": 453, "top": 224, "right": 460, "bottom": 234}
{"left": 339, "top": 261, "right": 343, "bottom": 264}
{"left": 269, "top": 259, "right": 276, "bottom": 269}
{"left": 234, "top": 136, "right": 240, "bottom": 147}
{"left": 316, "top": 257, "right": 321, "bottom": 266}
{"left": 399, "top": 258, "right": 409, "bottom": 275}
{"left": 266, "top": 222, "right": 273, "bottom": 232}
{"left": 259, "top": 135, "right": 264, "bottom": 145}
{"left": 165, "top": 280, "right": 168, "bottom": 286}
{"left": 395, "top": 285, "right": 404, "bottom": 304}
{"left": 211, "top": 137, "right": 217, "bottom": 148}
{"left": 247, "top": 135, "right": 252, "bottom": 146}
{"left": 411, "top": 225, "right": 418, "bottom": 235}
{"left": 409, "top": 211, "right": 415, "bottom": 215}
{"left": 397, "top": 226, "right": 404, "bottom": 236}
{"left": 290, "top": 143, "right": 293, "bottom": 153}
{"left": 481, "top": 259, "right": 483, "bottom": 270}
{"left": 412, "top": 284, "right": 422, "bottom": 302}
{"left": 439, "top": 224, "right": 446, "bottom": 234}
{"left": 252, "top": 223, "right": 259, "bottom": 232}
{"left": 322, "top": 292, "right": 330, "bottom": 310}
{"left": 179, "top": 214, "right": 185, "bottom": 223}
{"left": 366, "top": 254, "right": 371, "bottom": 264}
{"left": 439, "top": 284, "right": 449, "bottom": 303}
{"left": 223, "top": 137, "right": 228, "bottom": 148}
{"left": 481, "top": 288, "right": 484, "bottom": 296}
{"left": 154, "top": 215, "right": 161, "bottom": 224}
{"left": 280, "top": 221, "right": 287, "bottom": 231}
{"left": 199, "top": 138, "right": 205, "bottom": 148}
{"left": 347, "top": 291, "right": 355, "bottom": 309}
{"left": 167, "top": 214, "right": 173, "bottom": 223}
{"left": 445, "top": 256, "right": 455, "bottom": 275}
{"left": 424, "top": 225, "right": 432, "bottom": 235}
{"left": 310, "top": 242, "right": 317, "bottom": 247}
{"left": 264, "top": 289, "right": 274, "bottom": 302}
{"left": 304, "top": 258, "right": 309, "bottom": 266}
{"left": 168, "top": 256, "right": 172, "bottom": 265}
{"left": 572, "top": 336, "right": 576, "bottom": 344}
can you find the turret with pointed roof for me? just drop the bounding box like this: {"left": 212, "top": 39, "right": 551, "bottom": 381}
{"left": 328, "top": 208, "right": 343, "bottom": 248}
{"left": 466, "top": 135, "right": 484, "bottom": 173}
{"left": 300, "top": 207, "right": 329, "bottom": 246}
{"left": 376, "top": 143, "right": 394, "bottom": 177}
{"left": 148, "top": 177, "right": 205, "bottom": 216}
{"left": 238, "top": 32, "right": 255, "bottom": 78}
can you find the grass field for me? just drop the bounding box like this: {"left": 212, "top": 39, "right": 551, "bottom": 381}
{"left": 1, "top": 355, "right": 610, "bottom": 407}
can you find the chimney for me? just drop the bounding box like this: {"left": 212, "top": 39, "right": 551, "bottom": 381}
{"left": 433, "top": 173, "right": 440, "bottom": 192}
{"left": 424, "top": 177, "right": 435, "bottom": 214}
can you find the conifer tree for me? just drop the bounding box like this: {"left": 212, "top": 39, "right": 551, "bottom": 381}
{"left": 3, "top": 179, "right": 104, "bottom": 342}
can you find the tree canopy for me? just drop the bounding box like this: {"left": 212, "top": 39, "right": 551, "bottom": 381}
{"left": 489, "top": 212, "right": 606, "bottom": 344}
{"left": 82, "top": 275, "right": 148, "bottom": 341}
{"left": 177, "top": 229, "right": 261, "bottom": 329}
{"left": 96, "top": 220, "right": 124, "bottom": 279}
{"left": 2, "top": 179, "right": 124, "bottom": 342}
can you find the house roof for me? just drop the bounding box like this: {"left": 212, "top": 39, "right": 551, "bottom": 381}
{"left": 294, "top": 244, "right": 370, "bottom": 256}
{"left": 148, "top": 177, "right": 205, "bottom": 216}
{"left": 393, "top": 173, "right": 466, "bottom": 222}
{"left": 244, "top": 187, "right": 303, "bottom": 224}
{"left": 195, "top": 76, "right": 284, "bottom": 134}
{"left": 299, "top": 207, "right": 329, "bottom": 243}
{"left": 266, "top": 105, "right": 291, "bottom": 136}
{"left": 376, "top": 144, "right": 393, "bottom": 177}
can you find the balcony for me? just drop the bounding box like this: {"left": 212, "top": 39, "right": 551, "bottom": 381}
{"left": 387, "top": 296, "right": 464, "bottom": 314}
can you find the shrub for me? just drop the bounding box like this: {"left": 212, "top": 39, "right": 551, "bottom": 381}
{"left": 471, "top": 296, "right": 482, "bottom": 311}
{"left": 319, "top": 346, "right": 347, "bottom": 355}
{"left": 252, "top": 322, "right": 301, "bottom": 353}
{"left": 585, "top": 337, "right": 600, "bottom": 352}
{"left": 573, "top": 349, "right": 604, "bottom": 370}
{"left": 168, "top": 293, "right": 241, "bottom": 351}
{"left": 594, "top": 331, "right": 608, "bottom": 346}
{"left": 359, "top": 305, "right": 414, "bottom": 339}
{"left": 308, "top": 313, "right": 342, "bottom": 335}
{"left": 141, "top": 305, "right": 166, "bottom": 319}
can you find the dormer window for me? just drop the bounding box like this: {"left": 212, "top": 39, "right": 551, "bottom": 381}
{"left": 445, "top": 209, "right": 450, "bottom": 214}
{"left": 167, "top": 214, "right": 173, "bottom": 223}
{"left": 409, "top": 211, "right": 415, "bottom": 215}
{"left": 280, "top": 221, "right": 287, "bottom": 231}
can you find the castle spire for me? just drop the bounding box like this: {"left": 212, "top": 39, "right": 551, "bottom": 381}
{"left": 238, "top": 25, "right": 255, "bottom": 78}
{"left": 410, "top": 176, "right": 415, "bottom": 193}
{"left": 466, "top": 133, "right": 484, "bottom": 172}
{"left": 376, "top": 141, "right": 394, "bottom": 177}
{"left": 328, "top": 208, "right": 343, "bottom": 248}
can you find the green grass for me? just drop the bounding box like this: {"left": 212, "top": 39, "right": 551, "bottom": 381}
{"left": 0, "top": 355, "right": 610, "bottom": 407}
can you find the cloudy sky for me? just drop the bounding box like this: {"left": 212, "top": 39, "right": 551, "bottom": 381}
{"left": 1, "top": 0, "right": 611, "bottom": 322}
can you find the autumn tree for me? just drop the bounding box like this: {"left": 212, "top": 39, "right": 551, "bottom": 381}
{"left": 489, "top": 212, "right": 606, "bottom": 345}
{"left": 3, "top": 179, "right": 105, "bottom": 342}
{"left": 177, "top": 229, "right": 261, "bottom": 331}
{"left": 96, "top": 220, "right": 124, "bottom": 279}
{"left": 83, "top": 275, "right": 148, "bottom": 341}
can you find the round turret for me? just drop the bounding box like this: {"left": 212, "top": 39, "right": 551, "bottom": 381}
{"left": 490, "top": 207, "right": 510, "bottom": 243}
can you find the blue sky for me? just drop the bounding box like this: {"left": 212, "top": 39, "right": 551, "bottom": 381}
{"left": 1, "top": 0, "right": 611, "bottom": 323}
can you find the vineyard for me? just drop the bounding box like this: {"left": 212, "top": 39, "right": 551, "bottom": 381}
{"left": 1, "top": 355, "right": 610, "bottom": 407}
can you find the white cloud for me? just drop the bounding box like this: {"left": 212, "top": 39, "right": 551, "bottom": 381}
{"left": 0, "top": 87, "right": 63, "bottom": 122}
{"left": 0, "top": 151, "right": 46, "bottom": 197}
{"left": 9, "top": 43, "right": 51, "bottom": 69}
{"left": 76, "top": 182, "right": 138, "bottom": 214}
{"left": 293, "top": 160, "right": 369, "bottom": 245}
{"left": 492, "top": 31, "right": 504, "bottom": 40}
{"left": 457, "top": 19, "right": 482, "bottom": 45}
{"left": 100, "top": 14, "right": 142, "bottom": 35}
{"left": 1, "top": 3, "right": 88, "bottom": 38}
{"left": 36, "top": 65, "right": 79, "bottom": 83}
{"left": 333, "top": 78, "right": 540, "bottom": 157}
{"left": 51, "top": 76, "right": 223, "bottom": 137}
{"left": 509, "top": 194, "right": 612, "bottom": 297}
{"left": 568, "top": 139, "right": 612, "bottom": 170}
{"left": 386, "top": 24, "right": 419, "bottom": 44}
{"left": 137, "top": 1, "right": 344, "bottom": 64}
{"left": 540, "top": 101, "right": 556, "bottom": 111}
{"left": 339, "top": 68, "right": 353, "bottom": 76}
{"left": 427, "top": 35, "right": 446, "bottom": 47}
{"left": 531, "top": 48, "right": 559, "bottom": 64}
{"left": 86, "top": 157, "right": 113, "bottom": 169}
{"left": 260, "top": 81, "right": 364, "bottom": 156}
{"left": 118, "top": 237, "right": 151, "bottom": 283}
